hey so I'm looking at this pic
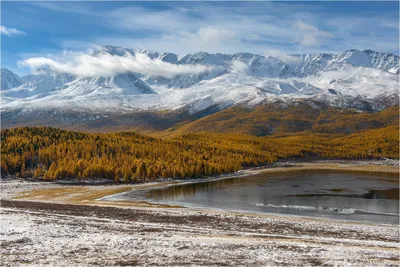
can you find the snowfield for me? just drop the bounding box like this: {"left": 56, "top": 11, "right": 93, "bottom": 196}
{"left": 1, "top": 47, "right": 399, "bottom": 117}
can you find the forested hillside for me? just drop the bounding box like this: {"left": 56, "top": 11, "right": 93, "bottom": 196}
{"left": 1, "top": 122, "right": 398, "bottom": 181}
{"left": 172, "top": 104, "right": 399, "bottom": 136}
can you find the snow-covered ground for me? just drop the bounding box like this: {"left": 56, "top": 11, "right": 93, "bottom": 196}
{"left": 1, "top": 203, "right": 399, "bottom": 266}
{"left": 1, "top": 167, "right": 399, "bottom": 266}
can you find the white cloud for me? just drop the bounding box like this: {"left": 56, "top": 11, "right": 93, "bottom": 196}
{"left": 0, "top": 25, "right": 27, "bottom": 36}
{"left": 18, "top": 2, "right": 400, "bottom": 56}
{"left": 264, "top": 49, "right": 299, "bottom": 63}
{"left": 93, "top": 4, "right": 342, "bottom": 53}
{"left": 19, "top": 52, "right": 214, "bottom": 78}
{"left": 230, "top": 60, "right": 248, "bottom": 73}
{"left": 167, "top": 27, "right": 236, "bottom": 53}
{"left": 73, "top": 4, "right": 300, "bottom": 54}
{"left": 185, "top": 27, "right": 235, "bottom": 45}
{"left": 293, "top": 20, "right": 333, "bottom": 47}
{"left": 382, "top": 21, "right": 399, "bottom": 30}
{"left": 29, "top": 2, "right": 95, "bottom": 16}
{"left": 107, "top": 6, "right": 197, "bottom": 33}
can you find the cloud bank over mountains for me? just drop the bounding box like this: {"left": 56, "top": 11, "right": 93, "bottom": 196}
{"left": 19, "top": 52, "right": 214, "bottom": 78}
{"left": 2, "top": 2, "right": 399, "bottom": 76}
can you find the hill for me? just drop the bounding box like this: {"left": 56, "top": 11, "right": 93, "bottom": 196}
{"left": 1, "top": 122, "right": 398, "bottom": 181}
{"left": 171, "top": 103, "right": 399, "bottom": 136}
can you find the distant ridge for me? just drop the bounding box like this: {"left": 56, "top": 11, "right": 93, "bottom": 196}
{"left": 1, "top": 47, "right": 399, "bottom": 129}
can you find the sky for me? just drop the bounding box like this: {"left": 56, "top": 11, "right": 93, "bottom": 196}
{"left": 1, "top": 1, "right": 399, "bottom": 76}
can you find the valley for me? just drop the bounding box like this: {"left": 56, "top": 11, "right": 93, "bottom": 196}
{"left": 2, "top": 106, "right": 399, "bottom": 181}
{"left": 2, "top": 1, "right": 400, "bottom": 266}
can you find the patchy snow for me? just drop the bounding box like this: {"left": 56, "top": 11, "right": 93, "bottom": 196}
{"left": 1, "top": 172, "right": 399, "bottom": 266}
{"left": 2, "top": 48, "right": 399, "bottom": 117}
{"left": 1, "top": 68, "right": 22, "bottom": 90}
{"left": 0, "top": 179, "right": 62, "bottom": 200}
{"left": 1, "top": 204, "right": 399, "bottom": 266}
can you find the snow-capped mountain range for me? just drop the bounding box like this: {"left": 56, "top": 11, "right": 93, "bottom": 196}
{"left": 1, "top": 46, "right": 399, "bottom": 119}
{"left": 1, "top": 68, "right": 22, "bottom": 90}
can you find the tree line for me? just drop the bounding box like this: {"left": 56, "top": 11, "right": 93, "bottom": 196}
{"left": 1, "top": 125, "right": 398, "bottom": 182}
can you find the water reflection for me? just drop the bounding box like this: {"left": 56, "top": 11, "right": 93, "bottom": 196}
{"left": 146, "top": 178, "right": 237, "bottom": 200}
{"left": 127, "top": 171, "right": 400, "bottom": 224}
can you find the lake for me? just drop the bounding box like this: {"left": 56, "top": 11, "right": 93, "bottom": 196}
{"left": 108, "top": 170, "right": 399, "bottom": 224}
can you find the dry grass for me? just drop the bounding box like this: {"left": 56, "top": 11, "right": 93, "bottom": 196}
{"left": 12, "top": 181, "right": 184, "bottom": 208}
{"left": 13, "top": 186, "right": 133, "bottom": 204}
{"left": 261, "top": 163, "right": 399, "bottom": 175}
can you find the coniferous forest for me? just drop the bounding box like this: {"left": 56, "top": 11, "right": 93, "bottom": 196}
{"left": 1, "top": 119, "right": 398, "bottom": 181}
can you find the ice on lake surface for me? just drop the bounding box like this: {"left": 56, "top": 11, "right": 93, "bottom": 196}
{"left": 108, "top": 170, "right": 399, "bottom": 224}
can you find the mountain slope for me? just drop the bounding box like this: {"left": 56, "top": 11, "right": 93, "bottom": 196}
{"left": 6, "top": 71, "right": 74, "bottom": 98}
{"left": 140, "top": 48, "right": 399, "bottom": 88}
{"left": 170, "top": 103, "right": 399, "bottom": 136}
{"left": 57, "top": 73, "right": 155, "bottom": 97}
{"left": 2, "top": 123, "right": 398, "bottom": 179}
{"left": 1, "top": 68, "right": 22, "bottom": 90}
{"left": 1, "top": 47, "right": 398, "bottom": 129}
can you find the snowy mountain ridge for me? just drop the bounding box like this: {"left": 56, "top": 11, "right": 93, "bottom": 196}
{"left": 1, "top": 68, "right": 22, "bottom": 90}
{"left": 1, "top": 46, "right": 399, "bottom": 118}
{"left": 94, "top": 46, "right": 399, "bottom": 89}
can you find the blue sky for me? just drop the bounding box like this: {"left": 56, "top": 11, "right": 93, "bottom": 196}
{"left": 1, "top": 1, "right": 399, "bottom": 75}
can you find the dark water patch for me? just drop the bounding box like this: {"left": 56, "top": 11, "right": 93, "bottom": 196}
{"left": 287, "top": 188, "right": 399, "bottom": 200}
{"left": 362, "top": 188, "right": 399, "bottom": 199}
{"left": 110, "top": 171, "right": 400, "bottom": 224}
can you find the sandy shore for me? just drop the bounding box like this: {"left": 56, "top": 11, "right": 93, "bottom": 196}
{"left": 1, "top": 161, "right": 399, "bottom": 266}
{"left": 3, "top": 161, "right": 399, "bottom": 206}
{"left": 260, "top": 161, "right": 399, "bottom": 175}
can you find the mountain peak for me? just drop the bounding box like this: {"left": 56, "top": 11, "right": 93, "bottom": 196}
{"left": 1, "top": 68, "right": 22, "bottom": 90}
{"left": 2, "top": 47, "right": 398, "bottom": 117}
{"left": 1, "top": 68, "right": 16, "bottom": 74}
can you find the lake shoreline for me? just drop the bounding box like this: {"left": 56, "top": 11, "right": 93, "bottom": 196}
{"left": 2, "top": 160, "right": 398, "bottom": 224}
{"left": 1, "top": 160, "right": 399, "bottom": 266}
{"left": 2, "top": 160, "right": 398, "bottom": 205}
{"left": 99, "top": 161, "right": 399, "bottom": 225}
{"left": 98, "top": 159, "right": 400, "bottom": 203}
